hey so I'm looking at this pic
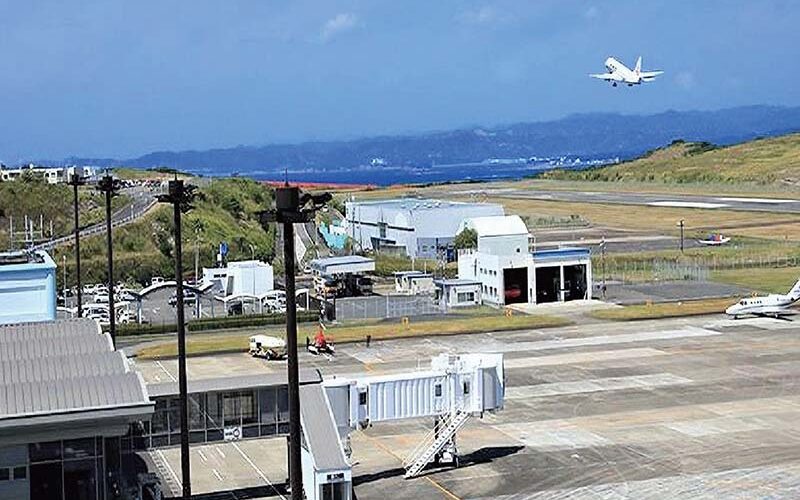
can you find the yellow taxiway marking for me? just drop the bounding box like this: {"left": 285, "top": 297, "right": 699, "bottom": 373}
{"left": 358, "top": 430, "right": 461, "bottom": 500}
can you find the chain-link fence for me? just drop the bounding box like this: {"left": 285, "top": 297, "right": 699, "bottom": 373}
{"left": 334, "top": 295, "right": 440, "bottom": 321}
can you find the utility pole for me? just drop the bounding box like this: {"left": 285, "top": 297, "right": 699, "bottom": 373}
{"left": 97, "top": 173, "right": 121, "bottom": 347}
{"left": 68, "top": 174, "right": 86, "bottom": 317}
{"left": 157, "top": 179, "right": 197, "bottom": 500}
{"left": 678, "top": 219, "right": 685, "bottom": 254}
{"left": 600, "top": 235, "right": 607, "bottom": 300}
{"left": 62, "top": 255, "right": 67, "bottom": 307}
{"left": 260, "top": 185, "right": 331, "bottom": 500}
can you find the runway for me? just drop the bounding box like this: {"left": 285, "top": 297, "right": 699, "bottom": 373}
{"left": 454, "top": 188, "right": 800, "bottom": 214}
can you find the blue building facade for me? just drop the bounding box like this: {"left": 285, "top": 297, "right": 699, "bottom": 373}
{"left": 0, "top": 251, "right": 57, "bottom": 324}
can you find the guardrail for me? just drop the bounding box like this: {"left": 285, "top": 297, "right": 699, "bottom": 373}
{"left": 31, "top": 197, "right": 158, "bottom": 251}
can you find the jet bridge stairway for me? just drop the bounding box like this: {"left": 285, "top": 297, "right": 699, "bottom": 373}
{"left": 403, "top": 409, "right": 471, "bottom": 478}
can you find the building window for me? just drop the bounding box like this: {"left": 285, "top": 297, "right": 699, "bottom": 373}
{"left": 434, "top": 384, "right": 442, "bottom": 398}
{"left": 359, "top": 392, "right": 367, "bottom": 405}
{"left": 12, "top": 466, "right": 26, "bottom": 480}
{"left": 457, "top": 292, "right": 474, "bottom": 303}
{"left": 0, "top": 468, "right": 8, "bottom": 481}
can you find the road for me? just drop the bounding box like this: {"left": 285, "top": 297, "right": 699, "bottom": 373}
{"left": 453, "top": 187, "right": 800, "bottom": 214}
{"left": 33, "top": 186, "right": 158, "bottom": 251}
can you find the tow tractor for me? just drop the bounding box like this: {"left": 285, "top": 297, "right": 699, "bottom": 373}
{"left": 307, "top": 325, "right": 335, "bottom": 355}
{"left": 249, "top": 334, "right": 287, "bottom": 360}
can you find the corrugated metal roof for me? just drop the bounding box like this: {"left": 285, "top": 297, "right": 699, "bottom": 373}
{"left": 466, "top": 215, "right": 529, "bottom": 237}
{"left": 146, "top": 369, "right": 323, "bottom": 398}
{"left": 300, "top": 384, "right": 349, "bottom": 472}
{"left": 0, "top": 319, "right": 152, "bottom": 429}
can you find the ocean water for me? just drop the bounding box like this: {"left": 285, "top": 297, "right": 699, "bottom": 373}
{"left": 193, "top": 158, "right": 612, "bottom": 186}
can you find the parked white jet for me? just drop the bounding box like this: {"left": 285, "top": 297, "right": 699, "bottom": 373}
{"left": 725, "top": 277, "right": 800, "bottom": 318}
{"left": 590, "top": 56, "right": 663, "bottom": 87}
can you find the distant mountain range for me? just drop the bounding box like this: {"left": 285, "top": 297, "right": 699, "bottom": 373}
{"left": 70, "top": 105, "right": 800, "bottom": 184}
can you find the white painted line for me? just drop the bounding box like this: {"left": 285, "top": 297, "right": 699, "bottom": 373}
{"left": 212, "top": 468, "right": 224, "bottom": 482}
{"left": 718, "top": 197, "right": 798, "bottom": 204}
{"left": 505, "top": 348, "right": 668, "bottom": 368}
{"left": 216, "top": 446, "right": 226, "bottom": 458}
{"left": 197, "top": 449, "right": 207, "bottom": 462}
{"left": 648, "top": 201, "right": 729, "bottom": 209}
{"left": 231, "top": 442, "right": 287, "bottom": 500}
{"left": 501, "top": 327, "right": 722, "bottom": 354}
{"left": 155, "top": 360, "right": 177, "bottom": 382}
{"left": 506, "top": 373, "right": 692, "bottom": 399}
{"left": 156, "top": 449, "right": 181, "bottom": 490}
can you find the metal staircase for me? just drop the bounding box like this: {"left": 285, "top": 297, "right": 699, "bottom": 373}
{"left": 403, "top": 409, "right": 471, "bottom": 478}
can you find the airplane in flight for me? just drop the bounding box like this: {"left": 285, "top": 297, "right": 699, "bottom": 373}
{"left": 725, "top": 277, "right": 800, "bottom": 319}
{"left": 590, "top": 56, "right": 663, "bottom": 86}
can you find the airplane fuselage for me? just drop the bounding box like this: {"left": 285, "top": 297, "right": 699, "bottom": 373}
{"left": 725, "top": 294, "right": 798, "bottom": 317}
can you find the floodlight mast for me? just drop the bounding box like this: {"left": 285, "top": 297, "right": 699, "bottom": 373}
{"left": 259, "top": 184, "right": 331, "bottom": 499}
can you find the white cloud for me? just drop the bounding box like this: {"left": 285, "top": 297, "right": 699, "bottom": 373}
{"left": 675, "top": 71, "right": 696, "bottom": 90}
{"left": 584, "top": 6, "right": 599, "bottom": 19}
{"left": 320, "top": 13, "right": 358, "bottom": 42}
{"left": 459, "top": 6, "right": 502, "bottom": 25}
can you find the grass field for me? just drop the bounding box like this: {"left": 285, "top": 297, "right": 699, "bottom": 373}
{"left": 136, "top": 312, "right": 571, "bottom": 359}
{"left": 589, "top": 297, "right": 734, "bottom": 321}
{"left": 542, "top": 134, "right": 800, "bottom": 186}
{"left": 710, "top": 266, "right": 800, "bottom": 294}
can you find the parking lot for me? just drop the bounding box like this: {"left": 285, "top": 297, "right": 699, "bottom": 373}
{"left": 137, "top": 311, "right": 800, "bottom": 499}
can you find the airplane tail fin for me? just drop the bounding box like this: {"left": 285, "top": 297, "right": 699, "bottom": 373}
{"left": 634, "top": 56, "right": 642, "bottom": 75}
{"left": 788, "top": 277, "right": 800, "bottom": 301}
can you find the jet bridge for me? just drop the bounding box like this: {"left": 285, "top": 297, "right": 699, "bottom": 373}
{"left": 300, "top": 352, "right": 505, "bottom": 500}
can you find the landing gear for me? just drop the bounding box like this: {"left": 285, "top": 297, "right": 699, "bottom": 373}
{"left": 612, "top": 82, "right": 617, "bottom": 87}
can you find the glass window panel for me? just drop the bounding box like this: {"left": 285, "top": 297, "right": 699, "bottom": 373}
{"left": 150, "top": 435, "right": 169, "bottom": 448}
{"left": 277, "top": 386, "right": 289, "bottom": 423}
{"left": 12, "top": 466, "right": 26, "bottom": 480}
{"left": 64, "top": 458, "right": 98, "bottom": 500}
{"left": 190, "top": 431, "right": 206, "bottom": 444}
{"left": 0, "top": 468, "right": 8, "bottom": 481}
{"left": 259, "top": 387, "right": 277, "bottom": 425}
{"left": 206, "top": 393, "right": 223, "bottom": 429}
{"left": 168, "top": 397, "right": 181, "bottom": 433}
{"left": 30, "top": 462, "right": 63, "bottom": 500}
{"left": 151, "top": 399, "right": 169, "bottom": 434}
{"left": 29, "top": 441, "right": 62, "bottom": 462}
{"left": 260, "top": 424, "right": 277, "bottom": 436}
{"left": 241, "top": 391, "right": 257, "bottom": 426}
{"left": 223, "top": 393, "right": 241, "bottom": 427}
{"left": 188, "top": 393, "right": 206, "bottom": 431}
{"left": 206, "top": 429, "right": 223, "bottom": 443}
{"left": 64, "top": 437, "right": 97, "bottom": 459}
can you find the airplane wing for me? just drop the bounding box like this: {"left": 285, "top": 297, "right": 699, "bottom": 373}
{"left": 757, "top": 306, "right": 798, "bottom": 316}
{"left": 639, "top": 70, "right": 664, "bottom": 80}
{"left": 589, "top": 73, "right": 623, "bottom": 81}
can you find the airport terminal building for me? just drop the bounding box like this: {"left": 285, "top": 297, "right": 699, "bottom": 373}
{"left": 0, "top": 320, "right": 154, "bottom": 500}
{"left": 345, "top": 198, "right": 504, "bottom": 260}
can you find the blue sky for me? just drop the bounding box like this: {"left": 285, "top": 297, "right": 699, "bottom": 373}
{"left": 0, "top": 0, "right": 798, "bottom": 161}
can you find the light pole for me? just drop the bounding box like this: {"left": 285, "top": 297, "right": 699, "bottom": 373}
{"left": 678, "top": 219, "right": 685, "bottom": 254}
{"left": 97, "top": 173, "right": 121, "bottom": 347}
{"left": 260, "top": 185, "right": 331, "bottom": 500}
{"left": 68, "top": 173, "right": 86, "bottom": 317}
{"left": 62, "top": 255, "right": 67, "bottom": 308}
{"left": 157, "top": 179, "right": 197, "bottom": 500}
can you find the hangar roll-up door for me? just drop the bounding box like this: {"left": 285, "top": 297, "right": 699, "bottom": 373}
{"left": 535, "top": 266, "right": 560, "bottom": 303}
{"left": 503, "top": 268, "right": 528, "bottom": 305}
{"left": 564, "top": 264, "right": 587, "bottom": 301}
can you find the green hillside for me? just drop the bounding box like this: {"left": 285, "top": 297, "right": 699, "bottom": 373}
{"left": 543, "top": 133, "right": 800, "bottom": 185}
{"left": 53, "top": 177, "right": 278, "bottom": 287}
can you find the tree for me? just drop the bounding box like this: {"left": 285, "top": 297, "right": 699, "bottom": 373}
{"left": 453, "top": 228, "right": 477, "bottom": 250}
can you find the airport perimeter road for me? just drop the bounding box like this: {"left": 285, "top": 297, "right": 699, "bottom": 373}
{"left": 139, "top": 313, "right": 800, "bottom": 499}
{"left": 454, "top": 187, "right": 800, "bottom": 214}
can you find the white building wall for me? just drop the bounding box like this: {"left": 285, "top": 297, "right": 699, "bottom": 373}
{"left": 477, "top": 234, "right": 528, "bottom": 256}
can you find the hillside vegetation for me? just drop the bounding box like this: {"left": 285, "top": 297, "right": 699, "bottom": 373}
{"left": 53, "top": 177, "right": 278, "bottom": 287}
{"left": 0, "top": 175, "right": 130, "bottom": 249}
{"left": 543, "top": 133, "right": 800, "bottom": 185}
